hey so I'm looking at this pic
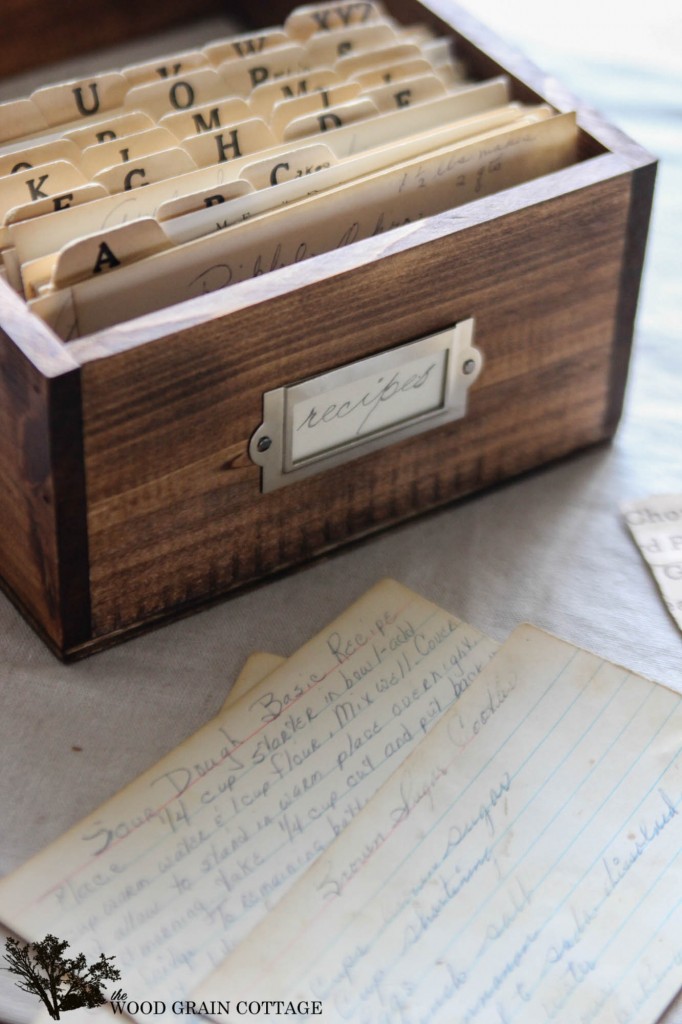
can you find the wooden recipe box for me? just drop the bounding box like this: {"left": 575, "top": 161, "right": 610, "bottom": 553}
{"left": 0, "top": 0, "right": 656, "bottom": 659}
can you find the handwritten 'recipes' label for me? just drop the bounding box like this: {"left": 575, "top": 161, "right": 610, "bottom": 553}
{"left": 290, "top": 349, "right": 446, "bottom": 462}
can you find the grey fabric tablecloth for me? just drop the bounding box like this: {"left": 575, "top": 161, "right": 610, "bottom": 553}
{"left": 0, "top": 2, "right": 680, "bottom": 1021}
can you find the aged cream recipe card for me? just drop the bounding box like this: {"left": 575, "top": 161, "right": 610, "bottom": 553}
{"left": 202, "top": 625, "right": 682, "bottom": 1023}
{"left": 0, "top": 581, "right": 498, "bottom": 1021}
{"left": 22, "top": 652, "right": 287, "bottom": 1024}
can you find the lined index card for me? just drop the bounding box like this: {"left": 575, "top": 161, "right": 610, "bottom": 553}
{"left": 201, "top": 625, "right": 682, "bottom": 1024}
{"left": 22, "top": 653, "right": 288, "bottom": 1024}
{"left": 0, "top": 581, "right": 497, "bottom": 1021}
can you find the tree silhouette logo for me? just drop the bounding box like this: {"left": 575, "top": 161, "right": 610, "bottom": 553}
{"left": 3, "top": 933, "right": 121, "bottom": 1019}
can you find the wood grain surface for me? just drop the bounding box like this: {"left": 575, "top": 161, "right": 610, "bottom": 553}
{"left": 80, "top": 172, "right": 631, "bottom": 638}
{"left": 0, "top": 326, "right": 90, "bottom": 652}
{"left": 0, "top": 0, "right": 656, "bottom": 656}
{"left": 0, "top": 0, "right": 223, "bottom": 78}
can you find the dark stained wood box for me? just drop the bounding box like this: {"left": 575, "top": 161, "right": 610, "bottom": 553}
{"left": 0, "top": 0, "right": 656, "bottom": 659}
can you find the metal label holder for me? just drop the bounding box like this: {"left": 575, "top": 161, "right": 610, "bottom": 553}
{"left": 249, "top": 318, "right": 482, "bottom": 493}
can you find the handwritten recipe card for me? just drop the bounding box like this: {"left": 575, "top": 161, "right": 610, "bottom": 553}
{"left": 201, "top": 625, "right": 682, "bottom": 1024}
{"left": 22, "top": 651, "right": 287, "bottom": 1024}
{"left": 0, "top": 581, "right": 498, "bottom": 1020}
{"left": 1, "top": 582, "right": 680, "bottom": 1024}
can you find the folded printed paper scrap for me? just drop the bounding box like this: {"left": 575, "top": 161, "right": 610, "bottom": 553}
{"left": 622, "top": 494, "right": 682, "bottom": 634}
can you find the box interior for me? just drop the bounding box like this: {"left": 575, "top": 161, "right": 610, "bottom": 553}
{"left": 0, "top": 0, "right": 608, "bottom": 358}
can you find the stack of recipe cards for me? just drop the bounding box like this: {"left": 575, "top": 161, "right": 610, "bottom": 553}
{"left": 0, "top": 579, "right": 680, "bottom": 1023}
{"left": 0, "top": 0, "right": 579, "bottom": 339}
